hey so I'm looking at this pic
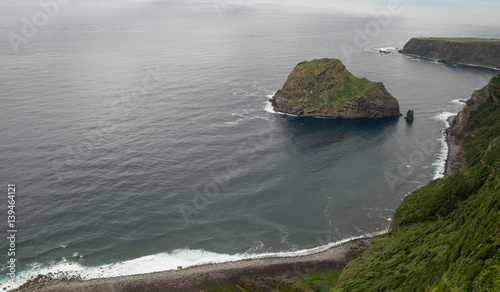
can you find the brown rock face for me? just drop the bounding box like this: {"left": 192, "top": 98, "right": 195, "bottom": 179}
{"left": 401, "top": 37, "right": 500, "bottom": 68}
{"left": 270, "top": 58, "right": 401, "bottom": 119}
{"left": 405, "top": 110, "right": 414, "bottom": 121}
{"left": 450, "top": 74, "right": 500, "bottom": 139}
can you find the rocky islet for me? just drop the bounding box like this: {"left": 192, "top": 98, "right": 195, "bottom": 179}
{"left": 270, "top": 58, "right": 402, "bottom": 119}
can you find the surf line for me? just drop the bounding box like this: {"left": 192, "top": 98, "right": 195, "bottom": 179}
{"left": 384, "top": 112, "right": 455, "bottom": 193}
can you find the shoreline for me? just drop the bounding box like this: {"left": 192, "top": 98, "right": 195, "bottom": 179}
{"left": 443, "top": 115, "right": 462, "bottom": 177}
{"left": 401, "top": 53, "right": 500, "bottom": 71}
{"left": 15, "top": 237, "right": 377, "bottom": 292}
{"left": 14, "top": 117, "right": 462, "bottom": 292}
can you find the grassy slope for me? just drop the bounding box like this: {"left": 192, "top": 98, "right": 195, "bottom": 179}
{"left": 201, "top": 269, "right": 343, "bottom": 292}
{"left": 298, "top": 58, "right": 335, "bottom": 67}
{"left": 292, "top": 76, "right": 379, "bottom": 112}
{"left": 334, "top": 76, "right": 500, "bottom": 291}
{"left": 421, "top": 37, "right": 500, "bottom": 43}
{"left": 284, "top": 59, "right": 379, "bottom": 112}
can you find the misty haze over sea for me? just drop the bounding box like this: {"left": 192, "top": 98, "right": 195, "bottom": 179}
{"left": 1, "top": 0, "right": 499, "bottom": 289}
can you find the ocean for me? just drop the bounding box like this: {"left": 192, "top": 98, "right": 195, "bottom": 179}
{"left": 1, "top": 0, "right": 499, "bottom": 289}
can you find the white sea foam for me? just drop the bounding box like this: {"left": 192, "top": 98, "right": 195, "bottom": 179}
{"left": 3, "top": 250, "right": 248, "bottom": 291}
{"left": 264, "top": 93, "right": 276, "bottom": 113}
{"left": 225, "top": 90, "right": 279, "bottom": 123}
{"left": 225, "top": 115, "right": 270, "bottom": 125}
{"left": 450, "top": 99, "right": 467, "bottom": 105}
{"left": 225, "top": 119, "right": 245, "bottom": 125}
{"left": 432, "top": 111, "right": 458, "bottom": 179}
{"left": 3, "top": 231, "right": 387, "bottom": 291}
{"left": 263, "top": 91, "right": 306, "bottom": 118}
{"left": 375, "top": 47, "right": 398, "bottom": 54}
{"left": 376, "top": 46, "right": 397, "bottom": 50}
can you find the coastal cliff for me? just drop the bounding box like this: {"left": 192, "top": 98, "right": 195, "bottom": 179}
{"left": 16, "top": 73, "right": 499, "bottom": 292}
{"left": 451, "top": 75, "right": 500, "bottom": 141}
{"left": 401, "top": 37, "right": 500, "bottom": 68}
{"left": 335, "top": 75, "right": 500, "bottom": 291}
{"left": 271, "top": 58, "right": 401, "bottom": 119}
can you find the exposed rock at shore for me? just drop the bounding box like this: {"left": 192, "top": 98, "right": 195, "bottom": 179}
{"left": 404, "top": 110, "right": 414, "bottom": 121}
{"left": 451, "top": 74, "right": 500, "bottom": 139}
{"left": 401, "top": 37, "right": 500, "bottom": 68}
{"left": 446, "top": 74, "right": 500, "bottom": 173}
{"left": 270, "top": 58, "right": 401, "bottom": 119}
{"left": 444, "top": 115, "right": 461, "bottom": 177}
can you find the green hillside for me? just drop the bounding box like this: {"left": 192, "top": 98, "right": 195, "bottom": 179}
{"left": 334, "top": 75, "right": 500, "bottom": 291}
{"left": 270, "top": 58, "right": 401, "bottom": 119}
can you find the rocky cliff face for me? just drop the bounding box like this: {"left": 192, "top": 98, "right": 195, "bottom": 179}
{"left": 270, "top": 58, "right": 401, "bottom": 119}
{"left": 401, "top": 37, "right": 500, "bottom": 68}
{"left": 451, "top": 74, "right": 500, "bottom": 139}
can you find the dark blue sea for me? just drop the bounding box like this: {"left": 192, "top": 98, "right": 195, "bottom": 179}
{"left": 1, "top": 0, "right": 499, "bottom": 289}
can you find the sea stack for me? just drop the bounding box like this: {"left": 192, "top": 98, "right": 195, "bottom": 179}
{"left": 270, "top": 58, "right": 401, "bottom": 119}
{"left": 405, "top": 110, "right": 414, "bottom": 121}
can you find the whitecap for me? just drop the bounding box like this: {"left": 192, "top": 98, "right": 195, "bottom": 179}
{"left": 432, "top": 111, "right": 458, "bottom": 179}
{"left": 225, "top": 115, "right": 269, "bottom": 125}
{"left": 279, "top": 230, "right": 289, "bottom": 244}
{"left": 224, "top": 119, "right": 244, "bottom": 125}
{"left": 264, "top": 100, "right": 275, "bottom": 114}
{"left": 246, "top": 241, "right": 265, "bottom": 253}
{"left": 4, "top": 231, "right": 387, "bottom": 291}
{"left": 375, "top": 47, "right": 398, "bottom": 54}
{"left": 433, "top": 111, "right": 457, "bottom": 124}
{"left": 450, "top": 99, "right": 467, "bottom": 105}
{"left": 255, "top": 115, "right": 271, "bottom": 121}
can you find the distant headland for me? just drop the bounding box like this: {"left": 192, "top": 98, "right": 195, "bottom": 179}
{"left": 401, "top": 37, "right": 500, "bottom": 68}
{"left": 270, "top": 58, "right": 401, "bottom": 119}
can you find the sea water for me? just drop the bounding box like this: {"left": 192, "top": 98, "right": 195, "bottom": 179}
{"left": 1, "top": 0, "right": 499, "bottom": 289}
